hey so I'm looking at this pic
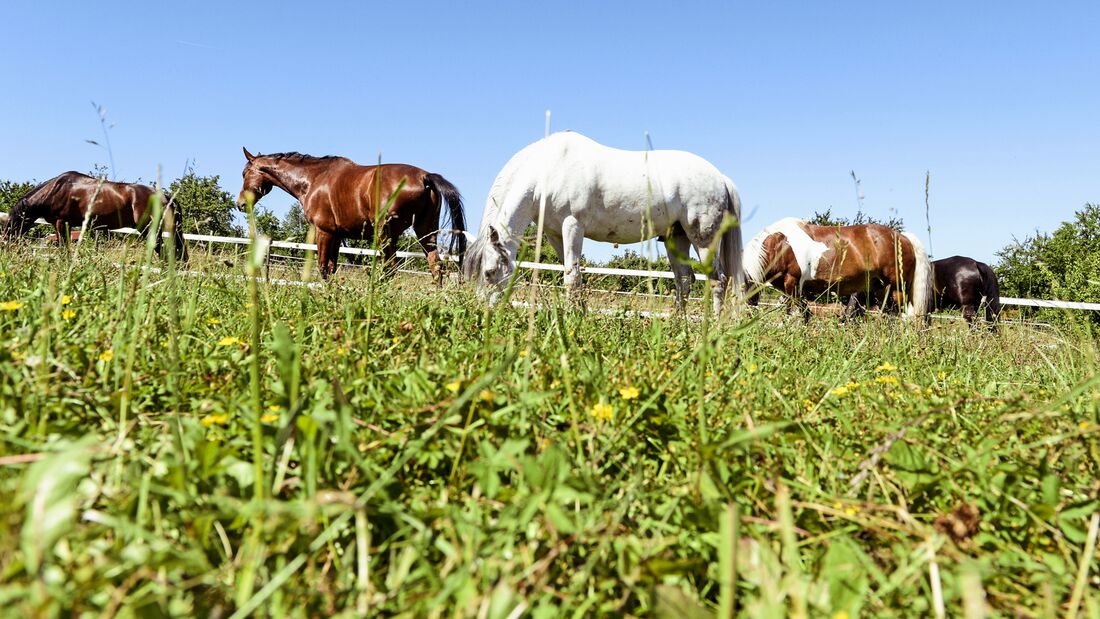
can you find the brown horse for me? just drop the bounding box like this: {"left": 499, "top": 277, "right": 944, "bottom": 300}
{"left": 743, "top": 217, "right": 932, "bottom": 321}
{"left": 236, "top": 148, "right": 466, "bottom": 282}
{"left": 4, "top": 171, "right": 185, "bottom": 259}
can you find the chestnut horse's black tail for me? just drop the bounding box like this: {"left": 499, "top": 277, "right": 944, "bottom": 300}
{"left": 978, "top": 261, "right": 1001, "bottom": 323}
{"left": 424, "top": 173, "right": 467, "bottom": 266}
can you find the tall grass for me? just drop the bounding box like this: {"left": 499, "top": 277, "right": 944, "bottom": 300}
{"left": 0, "top": 238, "right": 1097, "bottom": 617}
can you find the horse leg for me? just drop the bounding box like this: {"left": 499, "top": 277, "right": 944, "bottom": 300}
{"left": 561, "top": 216, "right": 584, "bottom": 301}
{"left": 666, "top": 227, "right": 694, "bottom": 311}
{"left": 844, "top": 294, "right": 866, "bottom": 322}
{"left": 315, "top": 229, "right": 339, "bottom": 279}
{"left": 413, "top": 216, "right": 442, "bottom": 286}
{"left": 963, "top": 304, "right": 978, "bottom": 325}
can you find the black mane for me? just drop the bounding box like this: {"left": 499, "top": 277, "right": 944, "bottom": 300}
{"left": 267, "top": 151, "right": 348, "bottom": 164}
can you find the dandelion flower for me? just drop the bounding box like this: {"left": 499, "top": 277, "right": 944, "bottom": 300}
{"left": 591, "top": 401, "right": 614, "bottom": 422}
{"left": 200, "top": 413, "right": 229, "bottom": 427}
{"left": 748, "top": 363, "right": 758, "bottom": 374}
{"left": 0, "top": 301, "right": 24, "bottom": 311}
{"left": 1081, "top": 421, "right": 1091, "bottom": 430}
{"left": 62, "top": 309, "right": 76, "bottom": 320}
{"left": 98, "top": 349, "right": 114, "bottom": 362}
{"left": 261, "top": 413, "right": 280, "bottom": 423}
{"left": 445, "top": 380, "right": 461, "bottom": 394}
{"left": 830, "top": 385, "right": 850, "bottom": 397}
{"left": 217, "top": 336, "right": 243, "bottom": 347}
{"left": 619, "top": 386, "right": 640, "bottom": 401}
{"left": 479, "top": 389, "right": 494, "bottom": 403}
{"left": 874, "top": 375, "right": 899, "bottom": 385}
{"left": 60, "top": 294, "right": 72, "bottom": 305}
{"left": 268, "top": 404, "right": 281, "bottom": 411}
{"left": 833, "top": 611, "right": 850, "bottom": 619}
{"left": 875, "top": 362, "right": 897, "bottom": 373}
{"left": 518, "top": 349, "right": 529, "bottom": 358}
{"left": 206, "top": 317, "right": 221, "bottom": 325}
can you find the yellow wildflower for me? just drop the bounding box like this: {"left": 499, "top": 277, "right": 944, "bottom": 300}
{"left": 802, "top": 398, "right": 815, "bottom": 411}
{"left": 591, "top": 401, "right": 614, "bottom": 422}
{"left": 875, "top": 375, "right": 899, "bottom": 385}
{"left": 98, "top": 349, "right": 114, "bottom": 362}
{"left": 830, "top": 385, "right": 850, "bottom": 397}
{"left": 268, "top": 404, "right": 281, "bottom": 411}
{"left": 936, "top": 370, "right": 946, "bottom": 381}
{"left": 0, "top": 301, "right": 24, "bottom": 311}
{"left": 844, "top": 505, "right": 858, "bottom": 517}
{"left": 518, "top": 349, "right": 529, "bottom": 358}
{"left": 479, "top": 389, "right": 494, "bottom": 403}
{"left": 445, "top": 380, "right": 461, "bottom": 394}
{"left": 619, "top": 386, "right": 640, "bottom": 401}
{"left": 748, "top": 363, "right": 758, "bottom": 374}
{"left": 261, "top": 413, "right": 280, "bottom": 423}
{"left": 1081, "top": 421, "right": 1091, "bottom": 430}
{"left": 549, "top": 379, "right": 561, "bottom": 389}
{"left": 834, "top": 611, "right": 850, "bottom": 619}
{"left": 337, "top": 346, "right": 349, "bottom": 355}
{"left": 60, "top": 294, "right": 72, "bottom": 305}
{"left": 875, "top": 362, "right": 897, "bottom": 373}
{"left": 62, "top": 309, "right": 76, "bottom": 320}
{"left": 200, "top": 413, "right": 229, "bottom": 427}
{"left": 217, "top": 336, "right": 244, "bottom": 347}
{"left": 206, "top": 317, "right": 221, "bottom": 325}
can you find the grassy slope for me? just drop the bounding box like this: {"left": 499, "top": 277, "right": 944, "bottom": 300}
{"left": 0, "top": 240, "right": 1097, "bottom": 618}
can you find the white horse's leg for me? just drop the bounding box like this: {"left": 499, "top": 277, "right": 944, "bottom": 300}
{"left": 666, "top": 227, "right": 694, "bottom": 311}
{"left": 561, "top": 216, "right": 584, "bottom": 298}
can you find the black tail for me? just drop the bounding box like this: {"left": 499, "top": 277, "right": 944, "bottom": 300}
{"left": 977, "top": 261, "right": 1001, "bottom": 322}
{"left": 424, "top": 172, "right": 467, "bottom": 266}
{"left": 164, "top": 192, "right": 189, "bottom": 262}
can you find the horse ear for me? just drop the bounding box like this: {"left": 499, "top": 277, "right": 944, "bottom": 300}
{"left": 488, "top": 226, "right": 500, "bottom": 245}
{"left": 243, "top": 147, "right": 255, "bottom": 162}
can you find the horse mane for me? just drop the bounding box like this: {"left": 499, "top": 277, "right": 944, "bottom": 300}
{"left": 744, "top": 217, "right": 806, "bottom": 283}
{"left": 266, "top": 152, "right": 349, "bottom": 164}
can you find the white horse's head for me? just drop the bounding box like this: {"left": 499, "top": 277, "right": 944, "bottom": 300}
{"left": 463, "top": 225, "right": 515, "bottom": 304}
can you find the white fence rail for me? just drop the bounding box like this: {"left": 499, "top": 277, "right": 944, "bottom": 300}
{"left": 5, "top": 219, "right": 1096, "bottom": 312}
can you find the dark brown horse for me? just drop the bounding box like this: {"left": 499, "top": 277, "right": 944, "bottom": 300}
{"left": 236, "top": 148, "right": 466, "bottom": 282}
{"left": 933, "top": 255, "right": 1001, "bottom": 326}
{"left": 743, "top": 217, "right": 933, "bottom": 321}
{"left": 4, "top": 171, "right": 185, "bottom": 259}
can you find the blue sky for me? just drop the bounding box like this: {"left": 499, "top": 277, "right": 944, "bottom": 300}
{"left": 2, "top": 2, "right": 1097, "bottom": 263}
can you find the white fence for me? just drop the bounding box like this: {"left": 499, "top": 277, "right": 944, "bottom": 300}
{"left": 8, "top": 218, "right": 1099, "bottom": 312}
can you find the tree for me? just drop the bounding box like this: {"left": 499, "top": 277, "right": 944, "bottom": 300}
{"left": 809, "top": 208, "right": 904, "bottom": 231}
{"left": 0, "top": 180, "right": 36, "bottom": 213}
{"left": 168, "top": 174, "right": 243, "bottom": 237}
{"left": 996, "top": 204, "right": 1100, "bottom": 321}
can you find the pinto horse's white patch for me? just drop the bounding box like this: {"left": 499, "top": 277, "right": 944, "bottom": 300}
{"left": 744, "top": 217, "right": 828, "bottom": 294}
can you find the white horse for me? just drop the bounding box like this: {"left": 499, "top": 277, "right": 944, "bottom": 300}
{"left": 463, "top": 131, "right": 744, "bottom": 313}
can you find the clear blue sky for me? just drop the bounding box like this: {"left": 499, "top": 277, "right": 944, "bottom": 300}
{"left": 2, "top": 2, "right": 1097, "bottom": 264}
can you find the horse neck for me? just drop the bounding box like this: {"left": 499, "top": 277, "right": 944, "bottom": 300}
{"left": 264, "top": 160, "right": 316, "bottom": 200}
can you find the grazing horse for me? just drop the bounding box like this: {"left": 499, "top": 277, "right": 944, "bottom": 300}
{"left": 4, "top": 171, "right": 185, "bottom": 259}
{"left": 744, "top": 217, "right": 932, "bottom": 321}
{"left": 462, "top": 131, "right": 743, "bottom": 314}
{"left": 933, "top": 255, "right": 1001, "bottom": 326}
{"left": 236, "top": 148, "right": 466, "bottom": 283}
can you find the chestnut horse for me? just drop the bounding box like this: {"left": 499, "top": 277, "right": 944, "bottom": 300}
{"left": 236, "top": 148, "right": 466, "bottom": 282}
{"left": 4, "top": 171, "right": 185, "bottom": 259}
{"left": 744, "top": 217, "right": 932, "bottom": 321}
{"left": 933, "top": 255, "right": 1001, "bottom": 326}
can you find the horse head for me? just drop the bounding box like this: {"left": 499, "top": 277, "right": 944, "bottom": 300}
{"left": 3, "top": 198, "right": 38, "bottom": 240}
{"left": 463, "top": 226, "right": 514, "bottom": 304}
{"left": 237, "top": 147, "right": 274, "bottom": 210}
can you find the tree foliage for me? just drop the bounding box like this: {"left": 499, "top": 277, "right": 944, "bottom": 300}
{"left": 0, "top": 180, "right": 37, "bottom": 213}
{"left": 996, "top": 204, "right": 1100, "bottom": 317}
{"left": 809, "top": 208, "right": 904, "bottom": 232}
{"left": 168, "top": 174, "right": 243, "bottom": 237}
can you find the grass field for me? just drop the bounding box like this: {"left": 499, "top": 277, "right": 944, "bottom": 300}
{"left": 0, "top": 236, "right": 1098, "bottom": 618}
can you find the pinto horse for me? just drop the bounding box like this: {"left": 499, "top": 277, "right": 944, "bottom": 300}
{"left": 236, "top": 148, "right": 466, "bottom": 282}
{"left": 463, "top": 131, "right": 743, "bottom": 313}
{"left": 744, "top": 217, "right": 932, "bottom": 321}
{"left": 4, "top": 171, "right": 185, "bottom": 259}
{"left": 933, "top": 255, "right": 1001, "bottom": 326}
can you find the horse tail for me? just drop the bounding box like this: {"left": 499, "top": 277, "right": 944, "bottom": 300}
{"left": 424, "top": 173, "right": 467, "bottom": 266}
{"left": 719, "top": 178, "right": 745, "bottom": 302}
{"left": 901, "top": 231, "right": 933, "bottom": 318}
{"left": 978, "top": 261, "right": 1001, "bottom": 322}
